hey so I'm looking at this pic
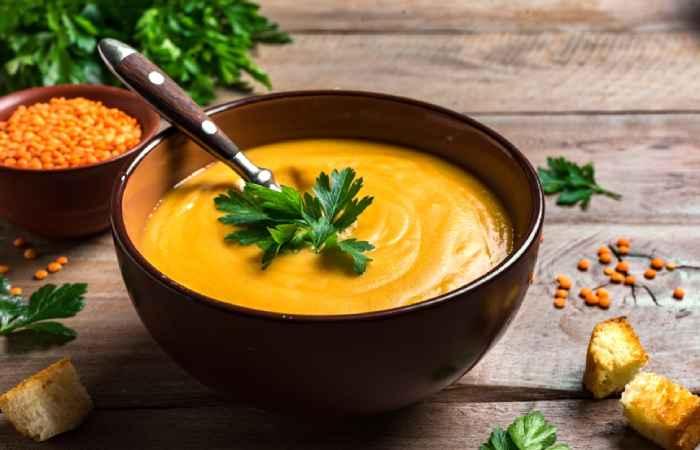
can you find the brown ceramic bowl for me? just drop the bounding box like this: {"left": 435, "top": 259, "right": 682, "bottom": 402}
{"left": 0, "top": 84, "right": 160, "bottom": 238}
{"left": 112, "top": 91, "right": 544, "bottom": 415}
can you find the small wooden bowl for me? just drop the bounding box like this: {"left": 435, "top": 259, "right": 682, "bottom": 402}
{"left": 0, "top": 84, "right": 160, "bottom": 238}
{"left": 113, "top": 90, "right": 544, "bottom": 415}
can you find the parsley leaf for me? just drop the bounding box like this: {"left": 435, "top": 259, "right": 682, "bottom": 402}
{"left": 0, "top": 276, "right": 87, "bottom": 342}
{"left": 538, "top": 157, "right": 621, "bottom": 209}
{"left": 479, "top": 411, "right": 570, "bottom": 450}
{"left": 0, "top": 0, "right": 291, "bottom": 104}
{"left": 215, "top": 168, "right": 375, "bottom": 274}
{"left": 479, "top": 428, "right": 515, "bottom": 450}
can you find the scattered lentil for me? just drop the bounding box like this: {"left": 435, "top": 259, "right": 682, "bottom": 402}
{"left": 578, "top": 258, "right": 591, "bottom": 271}
{"left": 0, "top": 264, "right": 8, "bottom": 274}
{"left": 56, "top": 256, "right": 69, "bottom": 265}
{"left": 624, "top": 275, "right": 636, "bottom": 286}
{"left": 579, "top": 287, "right": 593, "bottom": 299}
{"left": 12, "top": 237, "right": 25, "bottom": 248}
{"left": 650, "top": 258, "right": 665, "bottom": 270}
{"left": 9, "top": 287, "right": 22, "bottom": 296}
{"left": 618, "top": 245, "right": 630, "bottom": 255}
{"left": 644, "top": 269, "right": 656, "bottom": 280}
{"left": 617, "top": 237, "right": 631, "bottom": 248}
{"left": 584, "top": 292, "right": 599, "bottom": 306}
{"left": 34, "top": 269, "right": 48, "bottom": 280}
{"left": 611, "top": 272, "right": 624, "bottom": 284}
{"left": 23, "top": 248, "right": 37, "bottom": 260}
{"left": 598, "top": 296, "right": 611, "bottom": 309}
{"left": 615, "top": 261, "right": 630, "bottom": 274}
{"left": 553, "top": 297, "right": 566, "bottom": 309}
{"left": 673, "top": 288, "right": 685, "bottom": 300}
{"left": 666, "top": 262, "right": 677, "bottom": 271}
{"left": 599, "top": 253, "right": 612, "bottom": 264}
{"left": 603, "top": 267, "right": 615, "bottom": 276}
{"left": 555, "top": 289, "right": 569, "bottom": 299}
{"left": 556, "top": 274, "right": 572, "bottom": 290}
{"left": 47, "top": 262, "right": 62, "bottom": 273}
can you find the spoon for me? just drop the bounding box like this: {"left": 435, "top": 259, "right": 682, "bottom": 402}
{"left": 97, "top": 38, "right": 280, "bottom": 190}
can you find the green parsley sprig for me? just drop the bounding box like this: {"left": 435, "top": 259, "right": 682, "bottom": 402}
{"left": 480, "top": 411, "right": 570, "bottom": 450}
{"left": 0, "top": 0, "right": 291, "bottom": 104}
{"left": 538, "top": 157, "right": 621, "bottom": 209}
{"left": 0, "top": 276, "right": 87, "bottom": 343}
{"left": 215, "top": 168, "right": 375, "bottom": 274}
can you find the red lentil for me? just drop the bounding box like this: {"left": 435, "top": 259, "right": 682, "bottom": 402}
{"left": 650, "top": 258, "right": 665, "bottom": 270}
{"left": 0, "top": 97, "right": 141, "bottom": 170}
{"left": 34, "top": 269, "right": 48, "bottom": 280}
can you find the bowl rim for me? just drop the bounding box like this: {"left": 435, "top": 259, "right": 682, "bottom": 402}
{"left": 0, "top": 83, "right": 161, "bottom": 174}
{"left": 112, "top": 90, "right": 544, "bottom": 323}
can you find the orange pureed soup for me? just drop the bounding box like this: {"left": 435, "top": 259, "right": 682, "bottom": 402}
{"left": 140, "top": 139, "right": 513, "bottom": 315}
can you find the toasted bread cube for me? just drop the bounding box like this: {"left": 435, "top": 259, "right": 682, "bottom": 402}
{"left": 583, "top": 316, "right": 649, "bottom": 399}
{"left": 621, "top": 372, "right": 700, "bottom": 450}
{"left": 0, "top": 358, "right": 93, "bottom": 441}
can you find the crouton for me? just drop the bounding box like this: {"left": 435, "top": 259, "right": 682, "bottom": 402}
{"left": 621, "top": 372, "right": 700, "bottom": 450}
{"left": 583, "top": 316, "right": 649, "bottom": 399}
{"left": 0, "top": 358, "right": 93, "bottom": 441}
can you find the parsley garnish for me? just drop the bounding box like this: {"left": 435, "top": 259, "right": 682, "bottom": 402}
{"left": 538, "top": 157, "right": 621, "bottom": 209}
{"left": 0, "top": 276, "right": 87, "bottom": 343}
{"left": 215, "top": 168, "right": 375, "bottom": 274}
{"left": 480, "top": 411, "right": 570, "bottom": 450}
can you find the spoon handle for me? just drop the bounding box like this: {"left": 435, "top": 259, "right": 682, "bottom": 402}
{"left": 97, "top": 38, "right": 279, "bottom": 189}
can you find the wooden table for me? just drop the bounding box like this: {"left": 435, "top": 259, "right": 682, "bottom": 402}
{"left": 2, "top": 1, "right": 700, "bottom": 448}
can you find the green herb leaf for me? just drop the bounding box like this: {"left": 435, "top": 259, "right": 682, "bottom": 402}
{"left": 479, "top": 411, "right": 570, "bottom": 450}
{"left": 538, "top": 157, "right": 621, "bottom": 210}
{"left": 0, "top": 276, "right": 86, "bottom": 342}
{"left": 0, "top": 0, "right": 291, "bottom": 104}
{"left": 215, "top": 167, "right": 374, "bottom": 273}
{"left": 337, "top": 238, "right": 374, "bottom": 274}
{"left": 479, "top": 428, "right": 515, "bottom": 450}
{"left": 508, "top": 411, "right": 557, "bottom": 450}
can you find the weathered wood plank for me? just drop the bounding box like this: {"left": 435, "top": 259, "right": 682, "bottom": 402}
{"left": 262, "top": 0, "right": 695, "bottom": 33}
{"left": 218, "top": 32, "right": 700, "bottom": 113}
{"left": 483, "top": 114, "right": 700, "bottom": 225}
{"left": 0, "top": 399, "right": 656, "bottom": 449}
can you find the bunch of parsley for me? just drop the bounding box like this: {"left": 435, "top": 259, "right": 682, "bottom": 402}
{"left": 0, "top": 0, "right": 290, "bottom": 104}
{"left": 480, "top": 411, "right": 570, "bottom": 450}
{"left": 215, "top": 168, "right": 375, "bottom": 274}
{"left": 538, "top": 157, "right": 621, "bottom": 209}
{"left": 0, "top": 276, "right": 87, "bottom": 343}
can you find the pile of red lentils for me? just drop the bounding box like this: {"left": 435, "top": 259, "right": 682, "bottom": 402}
{"left": 0, "top": 97, "right": 141, "bottom": 169}
{"left": 0, "top": 237, "right": 70, "bottom": 287}
{"left": 553, "top": 237, "right": 685, "bottom": 309}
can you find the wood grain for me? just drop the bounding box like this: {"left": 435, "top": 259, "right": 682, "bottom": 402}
{"left": 217, "top": 32, "right": 700, "bottom": 113}
{"left": 0, "top": 398, "right": 657, "bottom": 449}
{"left": 262, "top": 0, "right": 696, "bottom": 33}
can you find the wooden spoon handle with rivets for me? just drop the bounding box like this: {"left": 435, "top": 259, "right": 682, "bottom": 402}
{"left": 97, "top": 38, "right": 279, "bottom": 190}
